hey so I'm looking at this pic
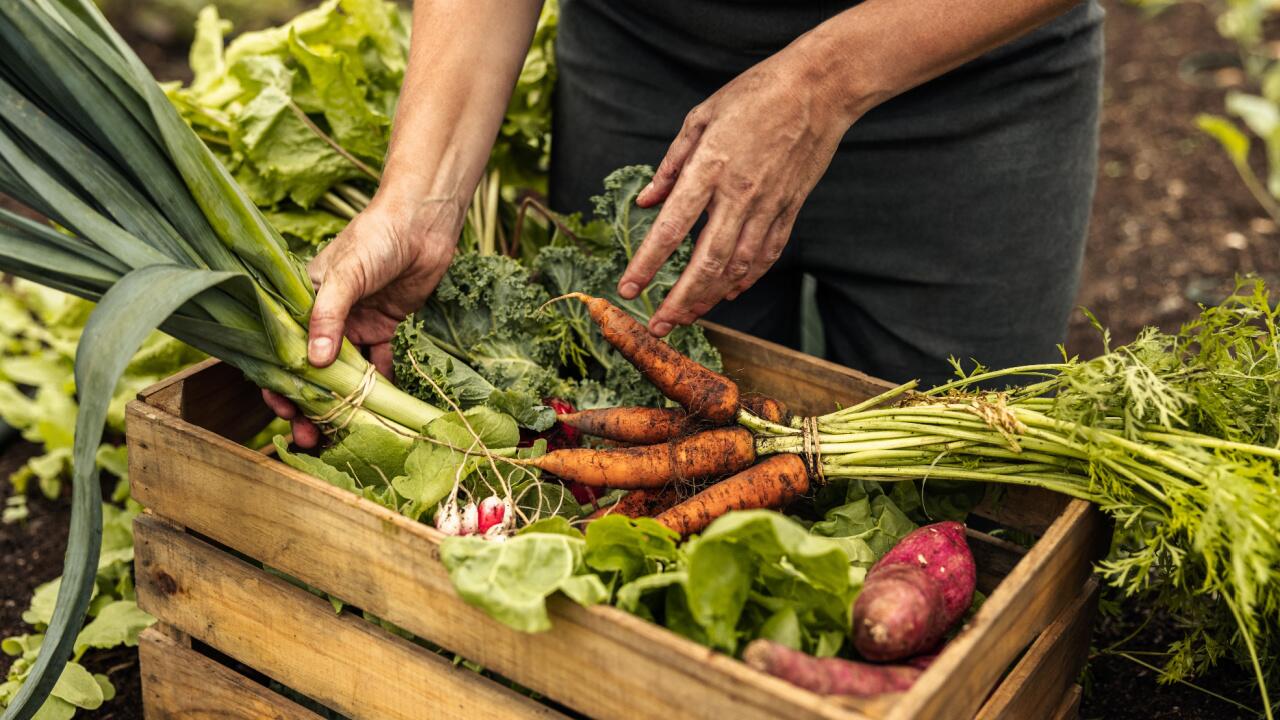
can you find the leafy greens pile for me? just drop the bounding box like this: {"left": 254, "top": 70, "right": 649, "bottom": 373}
{"left": 166, "top": 0, "right": 560, "bottom": 255}
{"left": 392, "top": 166, "right": 724, "bottom": 422}
{"left": 441, "top": 480, "right": 918, "bottom": 658}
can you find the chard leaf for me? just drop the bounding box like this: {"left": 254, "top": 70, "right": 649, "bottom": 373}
{"left": 274, "top": 436, "right": 358, "bottom": 493}
{"left": 47, "top": 663, "right": 100, "bottom": 711}
{"left": 440, "top": 533, "right": 599, "bottom": 633}
{"left": 72, "top": 601, "right": 154, "bottom": 654}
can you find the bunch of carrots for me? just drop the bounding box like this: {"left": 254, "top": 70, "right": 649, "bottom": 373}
{"left": 529, "top": 293, "right": 806, "bottom": 536}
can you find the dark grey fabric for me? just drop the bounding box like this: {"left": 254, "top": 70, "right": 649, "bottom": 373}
{"left": 550, "top": 1, "right": 1104, "bottom": 387}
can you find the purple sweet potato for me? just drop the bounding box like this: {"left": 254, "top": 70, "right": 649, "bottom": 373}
{"left": 872, "top": 521, "right": 977, "bottom": 624}
{"left": 743, "top": 639, "right": 923, "bottom": 697}
{"left": 852, "top": 522, "right": 977, "bottom": 662}
{"left": 852, "top": 564, "right": 948, "bottom": 661}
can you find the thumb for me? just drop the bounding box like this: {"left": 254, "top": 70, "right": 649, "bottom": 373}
{"left": 308, "top": 265, "right": 363, "bottom": 367}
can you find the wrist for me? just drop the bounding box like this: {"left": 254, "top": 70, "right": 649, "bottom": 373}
{"left": 787, "top": 16, "right": 895, "bottom": 126}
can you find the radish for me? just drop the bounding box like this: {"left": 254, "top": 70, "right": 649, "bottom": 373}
{"left": 478, "top": 496, "right": 507, "bottom": 534}
{"left": 460, "top": 502, "right": 479, "bottom": 535}
{"left": 435, "top": 504, "right": 462, "bottom": 536}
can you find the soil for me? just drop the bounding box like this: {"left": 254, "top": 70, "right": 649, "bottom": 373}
{"left": 3, "top": 0, "right": 1279, "bottom": 718}
{"left": 1067, "top": 1, "right": 1280, "bottom": 359}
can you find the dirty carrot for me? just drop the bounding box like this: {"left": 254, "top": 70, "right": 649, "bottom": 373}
{"left": 528, "top": 427, "right": 756, "bottom": 488}
{"left": 587, "top": 486, "right": 685, "bottom": 520}
{"left": 655, "top": 454, "right": 809, "bottom": 536}
{"left": 558, "top": 407, "right": 696, "bottom": 445}
{"left": 562, "top": 293, "right": 740, "bottom": 423}
{"left": 742, "top": 395, "right": 788, "bottom": 424}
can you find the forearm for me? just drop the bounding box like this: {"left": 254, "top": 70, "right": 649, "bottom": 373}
{"left": 793, "top": 0, "right": 1083, "bottom": 122}
{"left": 377, "top": 0, "right": 543, "bottom": 209}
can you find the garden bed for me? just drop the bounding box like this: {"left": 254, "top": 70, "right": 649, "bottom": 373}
{"left": 126, "top": 325, "right": 1105, "bottom": 720}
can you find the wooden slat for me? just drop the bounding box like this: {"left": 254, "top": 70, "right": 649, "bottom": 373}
{"left": 967, "top": 529, "right": 1027, "bottom": 596}
{"left": 134, "top": 517, "right": 569, "bottom": 720}
{"left": 885, "top": 502, "right": 1105, "bottom": 720}
{"left": 135, "top": 357, "right": 273, "bottom": 443}
{"left": 971, "top": 485, "right": 1072, "bottom": 537}
{"left": 126, "top": 426, "right": 860, "bottom": 720}
{"left": 1050, "top": 685, "right": 1081, "bottom": 720}
{"left": 139, "top": 627, "right": 321, "bottom": 720}
{"left": 703, "top": 322, "right": 893, "bottom": 415}
{"left": 975, "top": 580, "right": 1098, "bottom": 720}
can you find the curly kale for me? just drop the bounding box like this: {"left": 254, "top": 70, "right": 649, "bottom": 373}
{"left": 393, "top": 254, "right": 560, "bottom": 430}
{"left": 393, "top": 165, "right": 723, "bottom": 421}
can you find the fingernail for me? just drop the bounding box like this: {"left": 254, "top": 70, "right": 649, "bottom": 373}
{"left": 620, "top": 282, "right": 639, "bottom": 298}
{"left": 309, "top": 336, "right": 333, "bottom": 364}
{"left": 652, "top": 321, "right": 672, "bottom": 336}
{"left": 642, "top": 181, "right": 654, "bottom": 195}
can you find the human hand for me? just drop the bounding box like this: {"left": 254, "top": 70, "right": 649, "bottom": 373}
{"left": 261, "top": 192, "right": 465, "bottom": 447}
{"left": 616, "top": 43, "right": 860, "bottom": 336}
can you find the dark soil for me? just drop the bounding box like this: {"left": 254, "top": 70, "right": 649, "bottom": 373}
{"left": 1067, "top": 1, "right": 1280, "bottom": 359}
{"left": 0, "top": 442, "right": 143, "bottom": 720}
{"left": 3, "top": 0, "right": 1279, "bottom": 718}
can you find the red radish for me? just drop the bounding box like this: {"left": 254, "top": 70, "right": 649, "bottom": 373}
{"left": 853, "top": 564, "right": 948, "bottom": 661}
{"left": 478, "top": 496, "right": 507, "bottom": 534}
{"left": 744, "top": 639, "right": 923, "bottom": 696}
{"left": 871, "top": 521, "right": 976, "bottom": 623}
{"left": 460, "top": 502, "right": 479, "bottom": 535}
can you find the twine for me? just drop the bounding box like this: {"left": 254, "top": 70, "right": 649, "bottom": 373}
{"left": 307, "top": 364, "right": 379, "bottom": 435}
{"left": 800, "top": 415, "right": 826, "bottom": 485}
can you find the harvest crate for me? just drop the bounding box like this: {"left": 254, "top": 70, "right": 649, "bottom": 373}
{"left": 127, "top": 324, "right": 1107, "bottom": 720}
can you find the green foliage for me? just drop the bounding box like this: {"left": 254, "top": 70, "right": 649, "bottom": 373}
{"left": 0, "top": 282, "right": 204, "bottom": 511}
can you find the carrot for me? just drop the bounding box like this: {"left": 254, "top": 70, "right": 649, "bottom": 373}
{"left": 528, "top": 427, "right": 755, "bottom": 489}
{"left": 743, "top": 639, "right": 923, "bottom": 697}
{"left": 557, "top": 407, "right": 697, "bottom": 445}
{"left": 655, "top": 454, "right": 809, "bottom": 536}
{"left": 566, "top": 293, "right": 740, "bottom": 423}
{"left": 742, "top": 395, "right": 788, "bottom": 424}
{"left": 586, "top": 486, "right": 685, "bottom": 520}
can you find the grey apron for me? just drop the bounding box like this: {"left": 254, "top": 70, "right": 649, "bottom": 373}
{"left": 550, "top": 0, "right": 1104, "bottom": 387}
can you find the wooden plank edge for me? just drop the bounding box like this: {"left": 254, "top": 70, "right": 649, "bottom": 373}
{"left": 139, "top": 627, "right": 322, "bottom": 720}
{"left": 1051, "top": 685, "right": 1082, "bottom": 720}
{"left": 134, "top": 517, "right": 569, "bottom": 720}
{"left": 885, "top": 500, "right": 1104, "bottom": 720}
{"left": 974, "top": 579, "right": 1099, "bottom": 720}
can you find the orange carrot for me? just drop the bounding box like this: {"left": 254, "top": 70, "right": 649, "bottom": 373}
{"left": 568, "top": 294, "right": 740, "bottom": 423}
{"left": 557, "top": 407, "right": 697, "bottom": 445}
{"left": 586, "top": 486, "right": 685, "bottom": 520}
{"left": 528, "top": 427, "right": 755, "bottom": 489}
{"left": 655, "top": 454, "right": 809, "bottom": 536}
{"left": 743, "top": 640, "right": 924, "bottom": 696}
{"left": 742, "top": 395, "right": 788, "bottom": 424}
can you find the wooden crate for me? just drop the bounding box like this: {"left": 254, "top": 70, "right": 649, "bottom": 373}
{"left": 128, "top": 324, "right": 1107, "bottom": 720}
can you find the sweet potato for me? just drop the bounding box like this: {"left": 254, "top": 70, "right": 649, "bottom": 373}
{"left": 871, "top": 521, "right": 976, "bottom": 623}
{"left": 743, "top": 639, "right": 923, "bottom": 697}
{"left": 852, "top": 564, "right": 949, "bottom": 661}
{"left": 852, "top": 522, "right": 976, "bottom": 662}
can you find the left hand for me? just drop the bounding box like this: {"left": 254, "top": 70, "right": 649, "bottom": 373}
{"left": 616, "top": 44, "right": 858, "bottom": 336}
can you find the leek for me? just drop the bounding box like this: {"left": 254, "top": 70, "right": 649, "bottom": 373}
{"left": 0, "top": 2, "right": 447, "bottom": 716}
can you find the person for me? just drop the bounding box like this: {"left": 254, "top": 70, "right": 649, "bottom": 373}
{"left": 264, "top": 0, "right": 1104, "bottom": 447}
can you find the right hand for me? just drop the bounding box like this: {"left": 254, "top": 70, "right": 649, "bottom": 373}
{"left": 261, "top": 191, "right": 465, "bottom": 448}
